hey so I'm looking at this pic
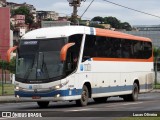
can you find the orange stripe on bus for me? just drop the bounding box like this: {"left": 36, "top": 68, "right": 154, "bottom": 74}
{"left": 92, "top": 57, "right": 153, "bottom": 62}
{"left": 95, "top": 28, "right": 151, "bottom": 42}
{"left": 60, "top": 42, "right": 75, "bottom": 61}
{"left": 7, "top": 46, "right": 17, "bottom": 62}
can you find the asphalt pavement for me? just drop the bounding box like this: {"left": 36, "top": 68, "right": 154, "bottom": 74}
{"left": 0, "top": 90, "right": 160, "bottom": 119}
{"left": 0, "top": 89, "right": 160, "bottom": 103}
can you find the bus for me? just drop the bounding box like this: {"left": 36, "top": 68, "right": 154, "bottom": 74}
{"left": 7, "top": 26, "right": 154, "bottom": 108}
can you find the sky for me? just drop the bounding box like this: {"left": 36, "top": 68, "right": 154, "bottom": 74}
{"left": 7, "top": 0, "right": 160, "bottom": 26}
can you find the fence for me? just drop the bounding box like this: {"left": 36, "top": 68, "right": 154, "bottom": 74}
{"left": 0, "top": 70, "right": 14, "bottom": 96}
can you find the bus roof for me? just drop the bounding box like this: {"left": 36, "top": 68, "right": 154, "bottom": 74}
{"left": 22, "top": 26, "right": 151, "bottom": 42}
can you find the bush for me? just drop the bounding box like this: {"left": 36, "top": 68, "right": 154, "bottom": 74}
{"left": 0, "top": 57, "right": 16, "bottom": 73}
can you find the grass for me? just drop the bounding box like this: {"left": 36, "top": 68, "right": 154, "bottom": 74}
{"left": 0, "top": 83, "right": 14, "bottom": 95}
{"left": 116, "top": 117, "right": 160, "bottom": 120}
{"left": 154, "top": 84, "right": 160, "bottom": 89}
{"left": 116, "top": 112, "right": 160, "bottom": 120}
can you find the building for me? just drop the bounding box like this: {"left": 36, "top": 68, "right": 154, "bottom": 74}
{"left": 24, "top": 3, "right": 36, "bottom": 22}
{"left": 100, "top": 24, "right": 111, "bottom": 29}
{"left": 10, "top": 14, "right": 28, "bottom": 32}
{"left": 15, "top": 23, "right": 28, "bottom": 32}
{"left": 79, "top": 20, "right": 90, "bottom": 26}
{"left": 133, "top": 25, "right": 160, "bottom": 31}
{"left": 37, "top": 11, "right": 59, "bottom": 21}
{"left": 0, "top": 0, "right": 6, "bottom": 7}
{"left": 0, "top": 7, "right": 11, "bottom": 60}
{"left": 58, "top": 17, "right": 68, "bottom": 21}
{"left": 41, "top": 21, "right": 70, "bottom": 28}
{"left": 7, "top": 2, "right": 37, "bottom": 22}
{"left": 14, "top": 15, "right": 25, "bottom": 25}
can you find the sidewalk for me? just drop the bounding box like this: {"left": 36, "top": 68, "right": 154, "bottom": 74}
{"left": 150, "top": 89, "right": 160, "bottom": 93}
{"left": 0, "top": 95, "right": 35, "bottom": 103}
{"left": 0, "top": 89, "right": 160, "bottom": 103}
{"left": 0, "top": 95, "right": 17, "bottom": 103}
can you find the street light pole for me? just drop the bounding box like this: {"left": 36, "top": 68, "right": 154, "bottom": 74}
{"left": 72, "top": 2, "right": 78, "bottom": 24}
{"left": 67, "top": 0, "right": 84, "bottom": 25}
{"left": 155, "top": 57, "right": 158, "bottom": 89}
{"left": 1, "top": 60, "right": 4, "bottom": 96}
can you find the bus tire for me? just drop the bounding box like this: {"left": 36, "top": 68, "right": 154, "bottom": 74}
{"left": 93, "top": 97, "right": 108, "bottom": 103}
{"left": 37, "top": 101, "right": 49, "bottom": 108}
{"left": 124, "top": 83, "right": 139, "bottom": 101}
{"left": 76, "top": 85, "right": 89, "bottom": 106}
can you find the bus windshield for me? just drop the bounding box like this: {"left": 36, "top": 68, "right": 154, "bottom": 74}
{"left": 16, "top": 38, "right": 67, "bottom": 83}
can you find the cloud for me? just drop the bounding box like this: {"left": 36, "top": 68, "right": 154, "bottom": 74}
{"left": 7, "top": 0, "right": 160, "bottom": 25}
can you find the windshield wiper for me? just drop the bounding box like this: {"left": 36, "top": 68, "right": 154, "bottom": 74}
{"left": 24, "top": 55, "right": 36, "bottom": 81}
{"left": 41, "top": 53, "right": 50, "bottom": 81}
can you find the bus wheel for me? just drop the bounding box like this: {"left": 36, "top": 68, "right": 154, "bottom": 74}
{"left": 76, "top": 85, "right": 89, "bottom": 106}
{"left": 124, "top": 83, "right": 139, "bottom": 101}
{"left": 37, "top": 101, "right": 49, "bottom": 108}
{"left": 94, "top": 97, "right": 108, "bottom": 103}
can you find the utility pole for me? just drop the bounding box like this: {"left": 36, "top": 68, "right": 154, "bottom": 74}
{"left": 67, "top": 0, "right": 85, "bottom": 25}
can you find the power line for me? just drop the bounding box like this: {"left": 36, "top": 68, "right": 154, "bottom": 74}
{"left": 103, "top": 0, "right": 160, "bottom": 19}
{"left": 80, "top": 0, "right": 95, "bottom": 19}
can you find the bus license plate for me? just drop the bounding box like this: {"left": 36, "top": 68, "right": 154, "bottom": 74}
{"left": 32, "top": 96, "right": 41, "bottom": 99}
{"left": 32, "top": 85, "right": 42, "bottom": 89}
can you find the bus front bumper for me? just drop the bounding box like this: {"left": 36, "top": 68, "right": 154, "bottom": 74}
{"left": 15, "top": 89, "right": 82, "bottom": 101}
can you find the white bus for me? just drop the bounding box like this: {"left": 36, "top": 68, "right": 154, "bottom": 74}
{"left": 7, "top": 26, "right": 154, "bottom": 108}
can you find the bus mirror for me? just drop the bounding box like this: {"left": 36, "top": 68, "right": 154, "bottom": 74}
{"left": 7, "top": 46, "right": 18, "bottom": 62}
{"left": 60, "top": 43, "right": 75, "bottom": 62}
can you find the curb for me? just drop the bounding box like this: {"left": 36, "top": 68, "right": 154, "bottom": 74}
{"left": 0, "top": 96, "right": 36, "bottom": 103}
{"left": 150, "top": 89, "right": 160, "bottom": 93}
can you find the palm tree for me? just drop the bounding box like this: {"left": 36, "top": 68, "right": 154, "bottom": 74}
{"left": 154, "top": 47, "right": 160, "bottom": 61}
{"left": 153, "top": 47, "right": 160, "bottom": 86}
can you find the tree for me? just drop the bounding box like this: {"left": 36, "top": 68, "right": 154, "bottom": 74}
{"left": 89, "top": 24, "right": 105, "bottom": 29}
{"left": 10, "top": 22, "right": 14, "bottom": 30}
{"left": 0, "top": 57, "right": 16, "bottom": 73}
{"left": 91, "top": 16, "right": 132, "bottom": 30}
{"left": 44, "top": 18, "right": 54, "bottom": 21}
{"left": 12, "top": 6, "right": 34, "bottom": 26}
{"left": 154, "top": 47, "right": 160, "bottom": 60}
{"left": 91, "top": 16, "right": 104, "bottom": 23}
{"left": 104, "top": 16, "right": 121, "bottom": 29}
{"left": 120, "top": 22, "right": 132, "bottom": 31}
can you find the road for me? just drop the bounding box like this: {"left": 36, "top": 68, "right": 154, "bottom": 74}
{"left": 0, "top": 92, "right": 160, "bottom": 120}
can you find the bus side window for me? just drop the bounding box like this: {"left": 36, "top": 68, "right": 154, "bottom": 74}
{"left": 65, "top": 34, "right": 83, "bottom": 74}
{"left": 121, "top": 39, "right": 132, "bottom": 58}
{"left": 132, "top": 41, "right": 152, "bottom": 59}
{"left": 82, "top": 35, "right": 96, "bottom": 62}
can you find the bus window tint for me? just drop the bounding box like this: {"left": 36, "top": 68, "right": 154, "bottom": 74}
{"left": 65, "top": 34, "right": 83, "bottom": 75}
{"left": 82, "top": 35, "right": 96, "bottom": 61}
{"left": 132, "top": 41, "right": 152, "bottom": 59}
{"left": 82, "top": 35, "right": 152, "bottom": 61}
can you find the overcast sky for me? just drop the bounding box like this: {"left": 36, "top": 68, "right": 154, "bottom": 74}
{"left": 7, "top": 0, "right": 160, "bottom": 25}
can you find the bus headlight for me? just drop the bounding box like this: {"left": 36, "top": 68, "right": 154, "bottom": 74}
{"left": 55, "top": 85, "right": 60, "bottom": 89}
{"left": 15, "top": 86, "right": 20, "bottom": 90}
{"left": 56, "top": 94, "right": 60, "bottom": 97}
{"left": 16, "top": 95, "right": 20, "bottom": 98}
{"left": 52, "top": 80, "right": 69, "bottom": 90}
{"left": 15, "top": 86, "right": 22, "bottom": 91}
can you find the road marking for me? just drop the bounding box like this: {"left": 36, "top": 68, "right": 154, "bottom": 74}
{"left": 0, "top": 118, "right": 12, "bottom": 120}
{"left": 0, "top": 118, "right": 17, "bottom": 120}
{"left": 105, "top": 102, "right": 143, "bottom": 108}
{"left": 122, "top": 102, "right": 143, "bottom": 106}
{"left": 65, "top": 108, "right": 92, "bottom": 112}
